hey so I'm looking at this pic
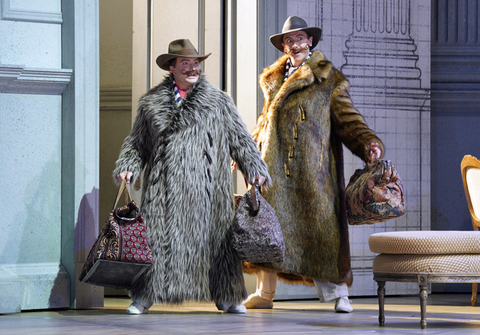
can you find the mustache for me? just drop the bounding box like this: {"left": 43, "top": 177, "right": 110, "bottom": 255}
{"left": 284, "top": 44, "right": 310, "bottom": 55}
{"left": 181, "top": 69, "right": 202, "bottom": 76}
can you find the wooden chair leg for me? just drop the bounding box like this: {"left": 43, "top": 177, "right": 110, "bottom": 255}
{"left": 472, "top": 283, "right": 478, "bottom": 307}
{"left": 377, "top": 281, "right": 385, "bottom": 326}
{"left": 419, "top": 283, "right": 428, "bottom": 329}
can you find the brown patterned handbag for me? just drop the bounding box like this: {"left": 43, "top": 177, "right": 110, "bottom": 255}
{"left": 345, "top": 159, "right": 405, "bottom": 225}
{"left": 232, "top": 180, "right": 285, "bottom": 263}
{"left": 79, "top": 179, "right": 152, "bottom": 288}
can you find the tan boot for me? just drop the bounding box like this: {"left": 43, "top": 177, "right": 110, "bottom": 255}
{"left": 243, "top": 270, "right": 276, "bottom": 309}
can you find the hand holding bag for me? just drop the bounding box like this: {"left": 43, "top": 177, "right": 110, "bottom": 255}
{"left": 345, "top": 159, "right": 405, "bottom": 225}
{"left": 79, "top": 179, "right": 152, "bottom": 288}
{"left": 232, "top": 179, "right": 285, "bottom": 263}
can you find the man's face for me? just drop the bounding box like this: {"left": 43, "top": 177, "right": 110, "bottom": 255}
{"left": 169, "top": 57, "right": 200, "bottom": 90}
{"left": 282, "top": 31, "right": 313, "bottom": 67}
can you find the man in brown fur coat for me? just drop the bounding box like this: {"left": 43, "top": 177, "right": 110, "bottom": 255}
{"left": 114, "top": 39, "right": 270, "bottom": 315}
{"left": 243, "top": 16, "right": 384, "bottom": 313}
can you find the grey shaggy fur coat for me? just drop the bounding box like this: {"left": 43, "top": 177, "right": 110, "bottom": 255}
{"left": 113, "top": 73, "right": 270, "bottom": 306}
{"left": 245, "top": 51, "right": 384, "bottom": 286}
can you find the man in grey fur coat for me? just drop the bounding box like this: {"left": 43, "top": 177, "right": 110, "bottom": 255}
{"left": 114, "top": 39, "right": 270, "bottom": 315}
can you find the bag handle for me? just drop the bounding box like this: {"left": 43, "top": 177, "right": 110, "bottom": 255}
{"left": 367, "top": 145, "right": 382, "bottom": 170}
{"left": 249, "top": 178, "right": 259, "bottom": 212}
{"left": 112, "top": 178, "right": 133, "bottom": 209}
{"left": 241, "top": 175, "right": 260, "bottom": 211}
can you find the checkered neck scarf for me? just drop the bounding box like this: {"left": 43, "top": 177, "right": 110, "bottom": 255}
{"left": 173, "top": 80, "right": 182, "bottom": 106}
{"left": 283, "top": 50, "right": 312, "bottom": 82}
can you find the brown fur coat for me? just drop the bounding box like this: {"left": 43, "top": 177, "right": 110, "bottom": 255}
{"left": 245, "top": 51, "right": 384, "bottom": 286}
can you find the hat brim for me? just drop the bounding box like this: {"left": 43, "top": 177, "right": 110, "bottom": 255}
{"left": 156, "top": 53, "right": 211, "bottom": 71}
{"left": 269, "top": 27, "right": 322, "bottom": 52}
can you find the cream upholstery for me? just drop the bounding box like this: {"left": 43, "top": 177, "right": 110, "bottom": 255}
{"left": 462, "top": 155, "right": 480, "bottom": 230}
{"left": 467, "top": 167, "right": 480, "bottom": 224}
{"left": 369, "top": 231, "right": 480, "bottom": 254}
{"left": 373, "top": 254, "right": 480, "bottom": 274}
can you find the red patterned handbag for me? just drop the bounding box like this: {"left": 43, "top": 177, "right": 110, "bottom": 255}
{"left": 79, "top": 179, "right": 152, "bottom": 288}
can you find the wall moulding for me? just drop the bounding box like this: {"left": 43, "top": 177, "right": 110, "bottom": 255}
{"left": 431, "top": 48, "right": 480, "bottom": 84}
{"left": 0, "top": 0, "right": 62, "bottom": 23}
{"left": 100, "top": 88, "right": 132, "bottom": 112}
{"left": 430, "top": 89, "right": 480, "bottom": 111}
{"left": 1, "top": 262, "right": 70, "bottom": 310}
{"left": 0, "top": 65, "right": 72, "bottom": 95}
{"left": 431, "top": 45, "right": 480, "bottom": 56}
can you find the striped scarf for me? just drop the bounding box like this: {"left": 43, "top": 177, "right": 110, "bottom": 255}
{"left": 173, "top": 80, "right": 182, "bottom": 106}
{"left": 283, "top": 50, "right": 312, "bottom": 82}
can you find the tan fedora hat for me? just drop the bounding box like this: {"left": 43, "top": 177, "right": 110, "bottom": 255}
{"left": 269, "top": 16, "right": 322, "bottom": 52}
{"left": 156, "top": 39, "right": 211, "bottom": 71}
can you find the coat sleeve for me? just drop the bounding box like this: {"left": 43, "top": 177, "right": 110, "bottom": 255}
{"left": 222, "top": 95, "right": 272, "bottom": 187}
{"left": 329, "top": 78, "right": 385, "bottom": 162}
{"left": 112, "top": 104, "right": 153, "bottom": 185}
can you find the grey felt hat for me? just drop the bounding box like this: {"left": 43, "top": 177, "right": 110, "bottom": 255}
{"left": 156, "top": 39, "right": 211, "bottom": 71}
{"left": 269, "top": 16, "right": 322, "bottom": 52}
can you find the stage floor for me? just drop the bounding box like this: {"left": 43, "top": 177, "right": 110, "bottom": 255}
{"left": 2, "top": 293, "right": 480, "bottom": 334}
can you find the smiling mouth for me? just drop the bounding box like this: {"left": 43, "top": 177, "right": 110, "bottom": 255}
{"left": 286, "top": 44, "right": 309, "bottom": 56}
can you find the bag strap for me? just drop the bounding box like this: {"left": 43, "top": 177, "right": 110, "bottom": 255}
{"left": 112, "top": 179, "right": 133, "bottom": 209}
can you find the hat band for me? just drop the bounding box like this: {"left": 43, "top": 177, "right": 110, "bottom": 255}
{"left": 171, "top": 49, "right": 200, "bottom": 57}
{"left": 283, "top": 24, "right": 307, "bottom": 32}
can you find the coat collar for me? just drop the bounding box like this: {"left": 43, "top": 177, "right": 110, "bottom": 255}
{"left": 156, "top": 72, "right": 212, "bottom": 113}
{"left": 142, "top": 73, "right": 216, "bottom": 136}
{"left": 259, "top": 51, "right": 333, "bottom": 111}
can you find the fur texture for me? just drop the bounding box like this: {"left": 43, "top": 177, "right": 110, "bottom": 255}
{"left": 245, "top": 51, "right": 384, "bottom": 286}
{"left": 113, "top": 73, "right": 270, "bottom": 305}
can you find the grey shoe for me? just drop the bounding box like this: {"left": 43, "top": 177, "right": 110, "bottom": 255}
{"left": 226, "top": 303, "right": 247, "bottom": 314}
{"left": 126, "top": 302, "right": 148, "bottom": 315}
{"left": 215, "top": 302, "right": 230, "bottom": 311}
